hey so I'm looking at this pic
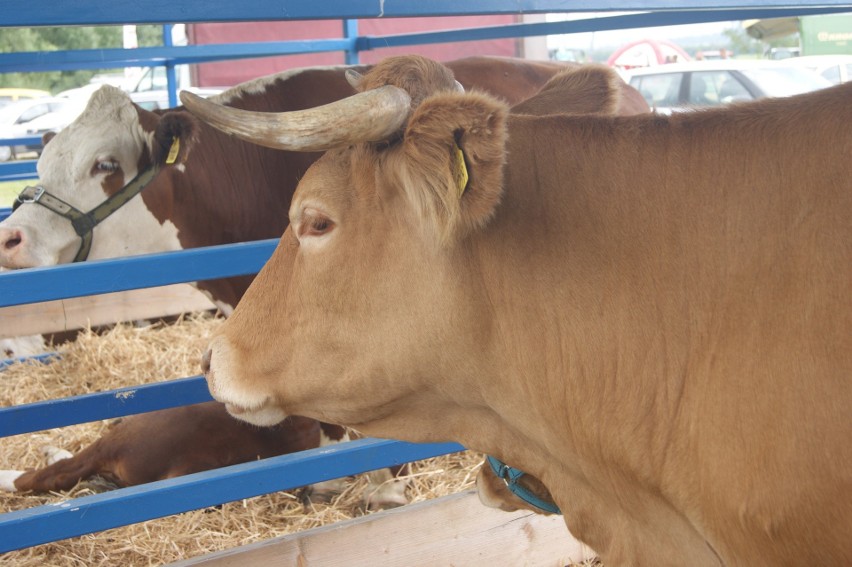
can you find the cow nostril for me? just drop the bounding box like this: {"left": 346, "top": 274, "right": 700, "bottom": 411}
{"left": 2, "top": 230, "right": 22, "bottom": 250}
{"left": 201, "top": 348, "right": 212, "bottom": 375}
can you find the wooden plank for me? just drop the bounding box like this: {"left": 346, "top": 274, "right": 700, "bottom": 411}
{"left": 0, "top": 284, "right": 216, "bottom": 339}
{"left": 170, "top": 490, "right": 597, "bottom": 567}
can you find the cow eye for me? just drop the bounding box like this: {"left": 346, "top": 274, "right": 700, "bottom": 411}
{"left": 298, "top": 208, "right": 335, "bottom": 240}
{"left": 94, "top": 160, "right": 119, "bottom": 174}
{"left": 304, "top": 216, "right": 334, "bottom": 237}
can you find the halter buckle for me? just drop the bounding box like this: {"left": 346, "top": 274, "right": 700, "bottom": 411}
{"left": 17, "top": 185, "right": 45, "bottom": 204}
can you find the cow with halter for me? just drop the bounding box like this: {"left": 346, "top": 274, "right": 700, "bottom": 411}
{"left": 0, "top": 58, "right": 646, "bottom": 507}
{"left": 188, "top": 55, "right": 851, "bottom": 566}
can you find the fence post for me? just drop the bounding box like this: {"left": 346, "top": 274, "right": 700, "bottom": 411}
{"left": 344, "top": 19, "right": 359, "bottom": 64}
{"left": 164, "top": 24, "right": 179, "bottom": 108}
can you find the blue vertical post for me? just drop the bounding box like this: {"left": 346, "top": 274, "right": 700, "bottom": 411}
{"left": 163, "top": 24, "right": 178, "bottom": 108}
{"left": 343, "top": 19, "right": 359, "bottom": 65}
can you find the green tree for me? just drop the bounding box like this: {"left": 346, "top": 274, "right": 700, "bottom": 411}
{"left": 0, "top": 26, "right": 165, "bottom": 93}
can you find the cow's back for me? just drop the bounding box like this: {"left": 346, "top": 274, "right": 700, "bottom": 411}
{"left": 445, "top": 56, "right": 575, "bottom": 105}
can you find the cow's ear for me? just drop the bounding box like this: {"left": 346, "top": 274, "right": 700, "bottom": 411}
{"left": 152, "top": 111, "right": 199, "bottom": 166}
{"left": 399, "top": 92, "right": 507, "bottom": 246}
{"left": 511, "top": 64, "right": 622, "bottom": 117}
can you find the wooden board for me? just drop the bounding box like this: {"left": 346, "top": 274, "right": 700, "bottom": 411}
{"left": 0, "top": 284, "right": 216, "bottom": 339}
{"left": 170, "top": 490, "right": 596, "bottom": 567}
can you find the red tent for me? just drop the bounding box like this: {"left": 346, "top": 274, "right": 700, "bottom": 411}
{"left": 606, "top": 38, "right": 692, "bottom": 70}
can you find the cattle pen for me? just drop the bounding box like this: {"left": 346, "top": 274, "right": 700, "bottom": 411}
{"left": 1, "top": 1, "right": 850, "bottom": 565}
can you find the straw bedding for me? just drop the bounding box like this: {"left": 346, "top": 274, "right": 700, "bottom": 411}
{"left": 0, "top": 314, "right": 600, "bottom": 566}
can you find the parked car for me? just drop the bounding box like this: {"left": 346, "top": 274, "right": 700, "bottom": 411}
{"left": 780, "top": 54, "right": 852, "bottom": 85}
{"left": 0, "top": 97, "right": 81, "bottom": 161}
{"left": 0, "top": 87, "right": 50, "bottom": 109}
{"left": 624, "top": 60, "right": 833, "bottom": 114}
{"left": 124, "top": 66, "right": 224, "bottom": 110}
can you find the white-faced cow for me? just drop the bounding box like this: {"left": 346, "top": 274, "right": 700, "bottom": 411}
{"left": 190, "top": 55, "right": 851, "bottom": 566}
{"left": 0, "top": 58, "right": 647, "bottom": 506}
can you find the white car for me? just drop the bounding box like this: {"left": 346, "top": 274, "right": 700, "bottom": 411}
{"left": 0, "top": 97, "right": 80, "bottom": 161}
{"left": 780, "top": 54, "right": 852, "bottom": 85}
{"left": 624, "top": 60, "right": 833, "bottom": 114}
{"left": 125, "top": 66, "right": 224, "bottom": 110}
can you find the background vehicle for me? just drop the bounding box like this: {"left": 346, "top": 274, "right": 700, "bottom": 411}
{"left": 781, "top": 54, "right": 852, "bottom": 84}
{"left": 0, "top": 88, "right": 49, "bottom": 109}
{"left": 625, "top": 60, "right": 833, "bottom": 113}
{"left": 125, "top": 66, "right": 224, "bottom": 110}
{"left": 0, "top": 97, "right": 81, "bottom": 161}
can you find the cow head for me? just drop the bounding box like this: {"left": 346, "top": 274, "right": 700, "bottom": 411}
{"left": 190, "top": 56, "right": 507, "bottom": 431}
{"left": 0, "top": 85, "right": 195, "bottom": 268}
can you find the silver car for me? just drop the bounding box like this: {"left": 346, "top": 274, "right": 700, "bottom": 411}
{"left": 625, "top": 60, "right": 833, "bottom": 114}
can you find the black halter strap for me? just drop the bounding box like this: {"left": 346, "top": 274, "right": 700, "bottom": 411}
{"left": 12, "top": 138, "right": 179, "bottom": 262}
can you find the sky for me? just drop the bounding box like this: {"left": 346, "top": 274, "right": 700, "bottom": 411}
{"left": 545, "top": 13, "right": 740, "bottom": 51}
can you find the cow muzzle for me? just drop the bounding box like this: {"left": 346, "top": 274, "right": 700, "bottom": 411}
{"left": 201, "top": 338, "right": 287, "bottom": 427}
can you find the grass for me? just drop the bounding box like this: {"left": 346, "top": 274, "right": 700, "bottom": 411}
{"left": 0, "top": 179, "right": 30, "bottom": 207}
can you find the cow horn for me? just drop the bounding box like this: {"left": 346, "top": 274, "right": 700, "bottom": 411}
{"left": 345, "top": 69, "right": 364, "bottom": 90}
{"left": 179, "top": 86, "right": 412, "bottom": 152}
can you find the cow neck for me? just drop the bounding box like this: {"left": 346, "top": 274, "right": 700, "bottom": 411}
{"left": 12, "top": 138, "right": 178, "bottom": 262}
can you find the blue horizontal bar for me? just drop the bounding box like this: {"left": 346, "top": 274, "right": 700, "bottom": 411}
{"left": 0, "top": 376, "right": 212, "bottom": 437}
{"left": 0, "top": 239, "right": 278, "bottom": 308}
{"left": 0, "top": 172, "right": 37, "bottom": 182}
{"left": 0, "top": 208, "right": 11, "bottom": 222}
{"left": 0, "top": 437, "right": 465, "bottom": 553}
{"left": 0, "top": 136, "right": 41, "bottom": 146}
{"left": 361, "top": 7, "right": 851, "bottom": 50}
{"left": 0, "top": 39, "right": 356, "bottom": 74}
{"left": 4, "top": 6, "right": 850, "bottom": 73}
{"left": 4, "top": 0, "right": 852, "bottom": 27}
{"left": 0, "top": 161, "right": 37, "bottom": 179}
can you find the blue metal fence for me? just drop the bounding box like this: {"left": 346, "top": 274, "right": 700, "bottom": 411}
{"left": 2, "top": 0, "right": 851, "bottom": 559}
{"left": 4, "top": 5, "right": 852, "bottom": 183}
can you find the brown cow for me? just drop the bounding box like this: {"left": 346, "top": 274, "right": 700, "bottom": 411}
{"left": 189, "top": 55, "right": 851, "bottom": 566}
{"left": 0, "top": 59, "right": 646, "bottom": 506}
{"left": 0, "top": 403, "right": 319, "bottom": 492}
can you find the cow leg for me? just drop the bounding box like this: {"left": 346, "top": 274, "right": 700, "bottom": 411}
{"left": 0, "top": 471, "right": 24, "bottom": 492}
{"left": 308, "top": 424, "right": 410, "bottom": 509}
{"left": 305, "top": 424, "right": 352, "bottom": 502}
{"left": 42, "top": 445, "right": 73, "bottom": 465}
{"left": 363, "top": 464, "right": 409, "bottom": 510}
{"left": 0, "top": 445, "right": 102, "bottom": 493}
{"left": 0, "top": 444, "right": 79, "bottom": 492}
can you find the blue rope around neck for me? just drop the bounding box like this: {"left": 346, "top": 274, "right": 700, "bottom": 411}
{"left": 485, "top": 455, "right": 561, "bottom": 515}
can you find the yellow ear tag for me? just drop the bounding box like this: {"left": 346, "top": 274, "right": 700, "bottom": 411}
{"left": 165, "top": 137, "right": 180, "bottom": 165}
{"left": 452, "top": 143, "right": 469, "bottom": 198}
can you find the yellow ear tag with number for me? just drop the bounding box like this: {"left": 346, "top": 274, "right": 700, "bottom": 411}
{"left": 453, "top": 143, "right": 469, "bottom": 199}
{"left": 165, "top": 137, "right": 180, "bottom": 165}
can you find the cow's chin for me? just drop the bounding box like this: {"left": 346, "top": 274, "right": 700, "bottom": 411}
{"left": 0, "top": 251, "right": 55, "bottom": 271}
{"left": 224, "top": 403, "right": 287, "bottom": 427}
